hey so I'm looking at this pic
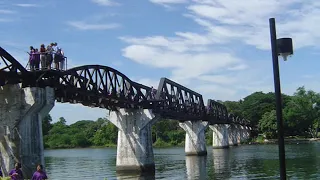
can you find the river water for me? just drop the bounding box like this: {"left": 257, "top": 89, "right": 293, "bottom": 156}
{"left": 44, "top": 142, "right": 320, "bottom": 180}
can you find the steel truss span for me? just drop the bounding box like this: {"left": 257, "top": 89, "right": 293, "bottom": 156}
{"left": 154, "top": 77, "right": 206, "bottom": 121}
{"left": 0, "top": 46, "right": 251, "bottom": 126}
{"left": 0, "top": 47, "right": 158, "bottom": 110}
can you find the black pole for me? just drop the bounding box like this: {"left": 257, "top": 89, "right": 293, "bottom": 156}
{"left": 269, "top": 18, "right": 286, "bottom": 180}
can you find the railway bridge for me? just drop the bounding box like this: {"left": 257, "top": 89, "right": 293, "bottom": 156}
{"left": 0, "top": 47, "right": 252, "bottom": 178}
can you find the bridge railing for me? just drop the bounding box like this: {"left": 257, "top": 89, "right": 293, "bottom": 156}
{"left": 26, "top": 56, "right": 68, "bottom": 71}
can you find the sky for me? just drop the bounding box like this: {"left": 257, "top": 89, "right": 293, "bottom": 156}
{"left": 1, "top": 0, "right": 320, "bottom": 124}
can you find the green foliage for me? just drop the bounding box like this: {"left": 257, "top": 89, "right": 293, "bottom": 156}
{"left": 254, "top": 134, "right": 265, "bottom": 143}
{"left": 92, "top": 122, "right": 118, "bottom": 146}
{"left": 259, "top": 110, "right": 277, "bottom": 138}
{"left": 43, "top": 117, "right": 113, "bottom": 149}
{"left": 221, "top": 86, "right": 319, "bottom": 139}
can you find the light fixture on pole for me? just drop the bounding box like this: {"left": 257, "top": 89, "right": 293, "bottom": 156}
{"left": 269, "top": 18, "right": 293, "bottom": 180}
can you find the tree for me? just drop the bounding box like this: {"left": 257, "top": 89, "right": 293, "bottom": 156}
{"left": 223, "top": 101, "right": 242, "bottom": 117}
{"left": 92, "top": 121, "right": 118, "bottom": 146}
{"left": 259, "top": 110, "right": 277, "bottom": 138}
{"left": 284, "top": 87, "right": 320, "bottom": 138}
{"left": 241, "top": 92, "right": 276, "bottom": 127}
{"left": 42, "top": 114, "right": 53, "bottom": 136}
{"left": 58, "top": 117, "right": 66, "bottom": 125}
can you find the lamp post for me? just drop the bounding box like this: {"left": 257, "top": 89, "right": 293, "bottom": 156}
{"left": 269, "top": 18, "right": 293, "bottom": 180}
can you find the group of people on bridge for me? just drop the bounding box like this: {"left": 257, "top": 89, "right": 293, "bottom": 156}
{"left": 0, "top": 162, "right": 47, "bottom": 180}
{"left": 28, "top": 42, "right": 66, "bottom": 71}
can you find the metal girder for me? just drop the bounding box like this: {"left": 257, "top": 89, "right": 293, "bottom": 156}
{"left": 34, "top": 65, "right": 160, "bottom": 110}
{"left": 0, "top": 47, "right": 254, "bottom": 126}
{"left": 0, "top": 47, "right": 29, "bottom": 86}
{"left": 206, "top": 99, "right": 229, "bottom": 124}
{"left": 0, "top": 47, "right": 28, "bottom": 74}
{"left": 154, "top": 77, "right": 206, "bottom": 121}
{"left": 0, "top": 47, "right": 160, "bottom": 110}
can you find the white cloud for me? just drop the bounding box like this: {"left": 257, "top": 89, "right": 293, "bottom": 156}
{"left": 0, "top": 19, "right": 12, "bottom": 22}
{"left": 0, "top": 10, "right": 15, "bottom": 14}
{"left": 187, "top": 0, "right": 320, "bottom": 50}
{"left": 121, "top": 44, "right": 243, "bottom": 81}
{"left": 14, "top": 4, "right": 38, "bottom": 7}
{"left": 91, "top": 0, "right": 120, "bottom": 6}
{"left": 67, "top": 21, "right": 120, "bottom": 30}
{"left": 150, "top": 0, "right": 188, "bottom": 5}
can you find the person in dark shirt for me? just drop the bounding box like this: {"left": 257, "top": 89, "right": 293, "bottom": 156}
{"left": 34, "top": 49, "right": 41, "bottom": 70}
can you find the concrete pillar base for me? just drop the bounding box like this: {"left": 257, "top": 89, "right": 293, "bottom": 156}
{"left": 210, "top": 124, "right": 229, "bottom": 148}
{"left": 238, "top": 125, "right": 244, "bottom": 144}
{"left": 179, "top": 121, "right": 208, "bottom": 156}
{"left": 185, "top": 151, "right": 207, "bottom": 156}
{"left": 228, "top": 124, "right": 239, "bottom": 146}
{"left": 0, "top": 84, "right": 54, "bottom": 178}
{"left": 116, "top": 164, "right": 156, "bottom": 173}
{"left": 109, "top": 108, "right": 159, "bottom": 173}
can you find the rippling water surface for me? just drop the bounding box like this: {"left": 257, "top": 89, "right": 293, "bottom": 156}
{"left": 44, "top": 142, "right": 320, "bottom": 179}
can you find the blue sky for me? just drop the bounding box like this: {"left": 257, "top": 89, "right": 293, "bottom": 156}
{"left": 1, "top": 0, "right": 320, "bottom": 124}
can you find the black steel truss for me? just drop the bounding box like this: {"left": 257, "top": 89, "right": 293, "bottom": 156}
{"left": 0, "top": 47, "right": 251, "bottom": 126}
{"left": 0, "top": 47, "right": 159, "bottom": 110}
{"left": 0, "top": 47, "right": 28, "bottom": 85}
{"left": 154, "top": 77, "right": 206, "bottom": 121}
{"left": 206, "top": 99, "right": 229, "bottom": 124}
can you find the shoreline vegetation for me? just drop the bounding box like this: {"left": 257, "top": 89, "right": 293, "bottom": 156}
{"left": 44, "top": 137, "right": 320, "bottom": 150}
{"left": 42, "top": 86, "right": 320, "bottom": 150}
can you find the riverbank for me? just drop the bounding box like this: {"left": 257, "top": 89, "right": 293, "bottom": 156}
{"left": 44, "top": 137, "right": 320, "bottom": 150}
{"left": 248, "top": 136, "right": 320, "bottom": 145}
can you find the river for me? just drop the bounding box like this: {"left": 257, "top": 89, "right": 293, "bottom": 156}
{"left": 44, "top": 142, "right": 320, "bottom": 179}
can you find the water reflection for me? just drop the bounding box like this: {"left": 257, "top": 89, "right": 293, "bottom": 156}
{"left": 212, "top": 149, "right": 231, "bottom": 179}
{"left": 43, "top": 143, "right": 320, "bottom": 179}
{"left": 185, "top": 156, "right": 207, "bottom": 180}
{"left": 116, "top": 171, "right": 155, "bottom": 180}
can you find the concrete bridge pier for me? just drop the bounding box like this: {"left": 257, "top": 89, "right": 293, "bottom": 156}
{"left": 0, "top": 84, "right": 54, "bottom": 178}
{"left": 179, "top": 121, "right": 208, "bottom": 156}
{"left": 228, "top": 124, "right": 238, "bottom": 146}
{"left": 210, "top": 124, "right": 229, "bottom": 149}
{"left": 244, "top": 126, "right": 251, "bottom": 141}
{"left": 237, "top": 125, "right": 244, "bottom": 144}
{"left": 109, "top": 108, "right": 159, "bottom": 174}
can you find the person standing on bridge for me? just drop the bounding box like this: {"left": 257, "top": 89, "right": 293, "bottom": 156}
{"left": 40, "top": 44, "right": 47, "bottom": 70}
{"left": 31, "top": 164, "right": 48, "bottom": 180}
{"left": 46, "top": 43, "right": 54, "bottom": 70}
{"left": 9, "top": 162, "right": 24, "bottom": 180}
{"left": 34, "top": 48, "right": 40, "bottom": 70}
{"left": 29, "top": 47, "right": 36, "bottom": 71}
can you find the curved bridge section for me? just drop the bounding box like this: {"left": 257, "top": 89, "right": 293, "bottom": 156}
{"left": 0, "top": 47, "right": 28, "bottom": 85}
{"left": 0, "top": 47, "right": 158, "bottom": 110}
{"left": 0, "top": 46, "right": 251, "bottom": 125}
{"left": 155, "top": 77, "right": 206, "bottom": 121}
{"left": 55, "top": 65, "right": 157, "bottom": 109}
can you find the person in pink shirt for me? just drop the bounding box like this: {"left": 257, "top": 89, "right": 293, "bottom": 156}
{"left": 31, "top": 164, "right": 48, "bottom": 180}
